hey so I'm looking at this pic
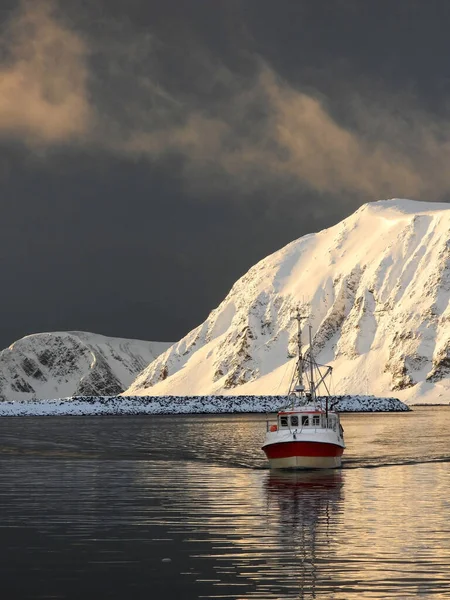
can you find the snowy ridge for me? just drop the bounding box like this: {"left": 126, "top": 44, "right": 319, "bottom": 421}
{"left": 0, "top": 394, "right": 409, "bottom": 416}
{"left": 0, "top": 331, "right": 171, "bottom": 401}
{"left": 126, "top": 199, "right": 450, "bottom": 405}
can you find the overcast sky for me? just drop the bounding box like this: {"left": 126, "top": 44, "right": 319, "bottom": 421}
{"left": 0, "top": 0, "right": 450, "bottom": 347}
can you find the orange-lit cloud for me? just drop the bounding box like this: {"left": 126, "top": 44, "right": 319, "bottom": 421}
{"left": 2, "top": 1, "right": 450, "bottom": 202}
{"left": 104, "top": 61, "right": 450, "bottom": 200}
{"left": 0, "top": 0, "right": 92, "bottom": 145}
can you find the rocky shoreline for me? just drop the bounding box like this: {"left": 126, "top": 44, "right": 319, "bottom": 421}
{"left": 0, "top": 394, "right": 410, "bottom": 416}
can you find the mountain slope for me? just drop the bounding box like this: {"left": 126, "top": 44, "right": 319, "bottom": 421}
{"left": 0, "top": 331, "right": 171, "bottom": 401}
{"left": 126, "top": 199, "right": 450, "bottom": 404}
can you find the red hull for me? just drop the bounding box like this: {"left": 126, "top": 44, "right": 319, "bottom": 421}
{"left": 263, "top": 441, "right": 344, "bottom": 460}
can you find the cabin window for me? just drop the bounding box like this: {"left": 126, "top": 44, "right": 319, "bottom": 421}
{"left": 290, "top": 416, "right": 299, "bottom": 427}
{"left": 312, "top": 415, "right": 320, "bottom": 426}
{"left": 280, "top": 416, "right": 288, "bottom": 427}
{"left": 301, "top": 415, "right": 309, "bottom": 426}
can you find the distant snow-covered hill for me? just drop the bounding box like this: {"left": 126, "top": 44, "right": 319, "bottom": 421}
{"left": 0, "top": 332, "right": 171, "bottom": 401}
{"left": 126, "top": 199, "right": 450, "bottom": 405}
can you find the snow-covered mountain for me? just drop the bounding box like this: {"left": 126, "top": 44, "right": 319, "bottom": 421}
{"left": 0, "top": 331, "right": 171, "bottom": 401}
{"left": 126, "top": 199, "right": 450, "bottom": 405}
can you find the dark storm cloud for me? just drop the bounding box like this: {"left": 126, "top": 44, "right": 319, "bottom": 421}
{"left": 0, "top": 0, "right": 449, "bottom": 348}
{"left": 3, "top": 0, "right": 450, "bottom": 202}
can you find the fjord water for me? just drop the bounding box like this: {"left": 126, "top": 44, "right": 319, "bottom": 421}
{"left": 0, "top": 408, "right": 449, "bottom": 599}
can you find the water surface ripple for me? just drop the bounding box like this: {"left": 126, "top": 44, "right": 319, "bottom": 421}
{"left": 0, "top": 407, "right": 449, "bottom": 599}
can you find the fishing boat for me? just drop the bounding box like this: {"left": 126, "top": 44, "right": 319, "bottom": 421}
{"left": 261, "top": 309, "right": 345, "bottom": 470}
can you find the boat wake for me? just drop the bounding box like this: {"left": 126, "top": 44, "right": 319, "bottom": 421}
{"left": 342, "top": 455, "right": 450, "bottom": 469}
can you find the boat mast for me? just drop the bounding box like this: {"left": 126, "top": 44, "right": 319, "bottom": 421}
{"left": 287, "top": 309, "right": 333, "bottom": 414}
{"left": 308, "top": 324, "right": 315, "bottom": 399}
{"left": 296, "top": 308, "right": 304, "bottom": 393}
{"left": 288, "top": 308, "right": 306, "bottom": 408}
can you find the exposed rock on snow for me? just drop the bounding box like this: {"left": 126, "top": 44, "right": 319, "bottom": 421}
{"left": 0, "top": 394, "right": 409, "bottom": 416}
{"left": 0, "top": 332, "right": 171, "bottom": 401}
{"left": 126, "top": 199, "right": 450, "bottom": 405}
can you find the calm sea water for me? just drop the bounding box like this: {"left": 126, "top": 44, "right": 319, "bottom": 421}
{"left": 0, "top": 407, "right": 449, "bottom": 599}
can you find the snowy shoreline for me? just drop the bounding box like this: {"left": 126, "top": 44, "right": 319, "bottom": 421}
{"left": 0, "top": 394, "right": 410, "bottom": 416}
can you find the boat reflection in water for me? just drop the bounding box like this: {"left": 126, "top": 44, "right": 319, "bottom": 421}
{"left": 264, "top": 470, "right": 344, "bottom": 598}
